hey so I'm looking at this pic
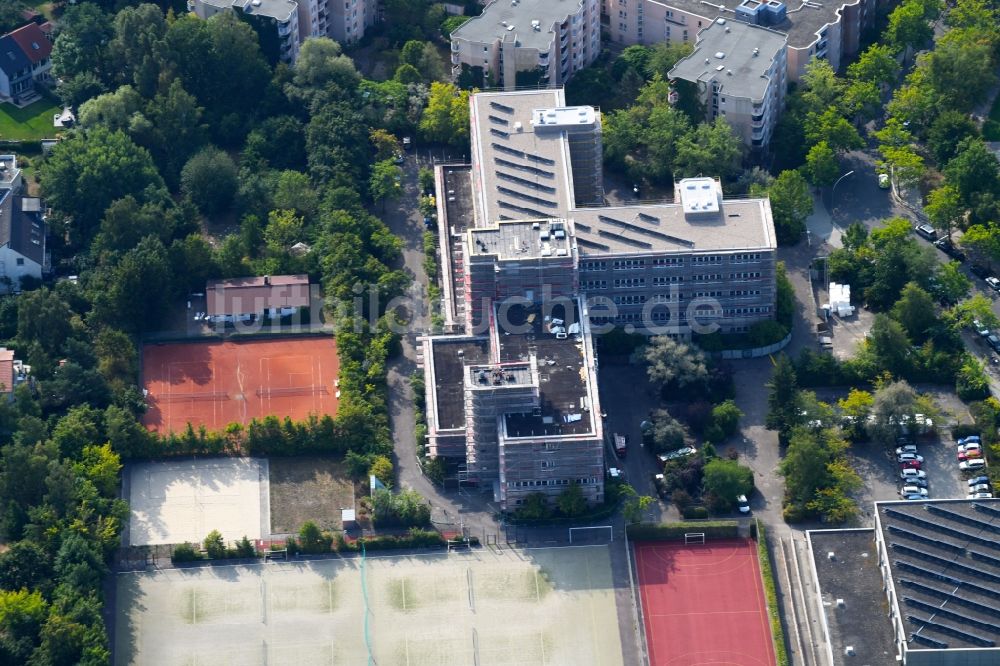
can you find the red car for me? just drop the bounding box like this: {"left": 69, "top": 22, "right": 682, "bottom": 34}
{"left": 901, "top": 459, "right": 923, "bottom": 470}
{"left": 958, "top": 448, "right": 983, "bottom": 462}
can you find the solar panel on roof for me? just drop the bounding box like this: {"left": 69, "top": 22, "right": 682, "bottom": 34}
{"left": 488, "top": 114, "right": 509, "bottom": 126}
{"left": 496, "top": 171, "right": 557, "bottom": 193}
{"left": 574, "top": 223, "right": 591, "bottom": 232}
{"left": 597, "top": 214, "right": 695, "bottom": 246}
{"left": 598, "top": 229, "right": 651, "bottom": 249}
{"left": 927, "top": 504, "right": 1000, "bottom": 534}
{"left": 906, "top": 615, "right": 995, "bottom": 647}
{"left": 637, "top": 212, "right": 660, "bottom": 224}
{"left": 970, "top": 550, "right": 1000, "bottom": 568}
{"left": 910, "top": 633, "right": 948, "bottom": 649}
{"left": 490, "top": 101, "right": 515, "bottom": 113}
{"left": 973, "top": 503, "right": 1000, "bottom": 518}
{"left": 896, "top": 561, "right": 1000, "bottom": 601}
{"left": 496, "top": 186, "right": 558, "bottom": 208}
{"left": 495, "top": 158, "right": 554, "bottom": 178}
{"left": 496, "top": 200, "right": 549, "bottom": 218}
{"left": 887, "top": 525, "right": 964, "bottom": 552}
{"left": 884, "top": 508, "right": 1000, "bottom": 550}
{"left": 490, "top": 128, "right": 510, "bottom": 138}
{"left": 576, "top": 237, "right": 610, "bottom": 251}
{"left": 905, "top": 596, "right": 1000, "bottom": 634}
{"left": 900, "top": 578, "right": 1000, "bottom": 617}
{"left": 492, "top": 143, "right": 523, "bottom": 158}
{"left": 893, "top": 543, "right": 1000, "bottom": 585}
{"left": 522, "top": 151, "right": 556, "bottom": 166}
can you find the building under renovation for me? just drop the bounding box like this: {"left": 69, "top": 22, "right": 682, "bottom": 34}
{"left": 419, "top": 88, "right": 777, "bottom": 509}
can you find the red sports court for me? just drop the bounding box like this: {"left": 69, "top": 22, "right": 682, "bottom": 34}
{"left": 141, "top": 337, "right": 339, "bottom": 433}
{"left": 635, "top": 537, "right": 776, "bottom": 666}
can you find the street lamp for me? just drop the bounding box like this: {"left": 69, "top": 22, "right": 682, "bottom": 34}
{"left": 831, "top": 169, "right": 855, "bottom": 207}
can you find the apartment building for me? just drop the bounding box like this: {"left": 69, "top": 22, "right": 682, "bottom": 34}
{"left": 189, "top": 0, "right": 375, "bottom": 62}
{"left": 669, "top": 18, "right": 787, "bottom": 149}
{"left": 605, "top": 0, "right": 891, "bottom": 81}
{"left": 190, "top": 0, "right": 302, "bottom": 62}
{"left": 450, "top": 0, "right": 601, "bottom": 90}
{"left": 419, "top": 88, "right": 776, "bottom": 509}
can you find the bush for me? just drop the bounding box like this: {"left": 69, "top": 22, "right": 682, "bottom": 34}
{"left": 671, "top": 489, "right": 692, "bottom": 509}
{"left": 782, "top": 503, "right": 808, "bottom": 523}
{"left": 203, "top": 530, "right": 226, "bottom": 559}
{"left": 298, "top": 521, "right": 333, "bottom": 554}
{"left": 369, "top": 455, "right": 394, "bottom": 486}
{"left": 181, "top": 146, "right": 238, "bottom": 216}
{"left": 682, "top": 506, "right": 709, "bottom": 519}
{"left": 755, "top": 523, "right": 790, "bottom": 666}
{"left": 171, "top": 543, "right": 202, "bottom": 563}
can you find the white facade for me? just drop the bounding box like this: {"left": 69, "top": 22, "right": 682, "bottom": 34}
{"left": 450, "top": 0, "right": 601, "bottom": 90}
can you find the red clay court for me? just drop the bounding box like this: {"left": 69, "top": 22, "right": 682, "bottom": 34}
{"left": 141, "top": 337, "right": 339, "bottom": 433}
{"left": 635, "top": 537, "right": 776, "bottom": 666}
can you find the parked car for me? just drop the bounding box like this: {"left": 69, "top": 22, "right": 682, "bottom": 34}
{"left": 972, "top": 320, "right": 991, "bottom": 338}
{"left": 900, "top": 468, "right": 927, "bottom": 480}
{"left": 895, "top": 444, "right": 918, "bottom": 456}
{"left": 897, "top": 452, "right": 924, "bottom": 464}
{"left": 960, "top": 459, "right": 988, "bottom": 471}
{"left": 934, "top": 237, "right": 966, "bottom": 261}
{"left": 402, "top": 136, "right": 412, "bottom": 151}
{"left": 652, "top": 474, "right": 669, "bottom": 499}
{"left": 967, "top": 475, "right": 991, "bottom": 487}
{"left": 658, "top": 447, "right": 697, "bottom": 463}
{"left": 958, "top": 435, "right": 982, "bottom": 446}
{"left": 737, "top": 495, "right": 750, "bottom": 514}
{"left": 878, "top": 172, "right": 890, "bottom": 189}
{"left": 967, "top": 492, "right": 994, "bottom": 499}
{"left": 959, "top": 449, "right": 983, "bottom": 461}
{"left": 958, "top": 441, "right": 982, "bottom": 454}
{"left": 988, "top": 334, "right": 1000, "bottom": 353}
{"left": 971, "top": 264, "right": 991, "bottom": 280}
{"left": 971, "top": 483, "right": 993, "bottom": 494}
{"left": 987, "top": 277, "right": 1000, "bottom": 292}
{"left": 900, "top": 485, "right": 928, "bottom": 497}
{"left": 903, "top": 477, "right": 928, "bottom": 488}
{"left": 915, "top": 224, "right": 938, "bottom": 241}
{"left": 903, "top": 494, "right": 927, "bottom": 501}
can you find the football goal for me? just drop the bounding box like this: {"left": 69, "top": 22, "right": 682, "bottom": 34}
{"left": 568, "top": 525, "right": 614, "bottom": 544}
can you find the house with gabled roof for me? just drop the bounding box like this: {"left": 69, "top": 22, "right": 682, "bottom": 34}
{"left": 0, "top": 22, "right": 52, "bottom": 104}
{"left": 0, "top": 189, "right": 46, "bottom": 292}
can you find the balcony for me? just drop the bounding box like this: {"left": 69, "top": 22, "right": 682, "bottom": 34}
{"left": 451, "top": 53, "right": 461, "bottom": 65}
{"left": 451, "top": 41, "right": 459, "bottom": 52}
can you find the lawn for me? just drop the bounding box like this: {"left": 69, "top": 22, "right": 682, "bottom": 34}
{"left": 0, "top": 99, "right": 61, "bottom": 141}
{"left": 984, "top": 92, "right": 1000, "bottom": 141}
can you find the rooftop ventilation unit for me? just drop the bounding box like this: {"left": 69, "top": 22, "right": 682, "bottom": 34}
{"left": 715, "top": 51, "right": 725, "bottom": 59}
{"left": 836, "top": 599, "right": 845, "bottom": 608}
{"left": 716, "top": 65, "right": 725, "bottom": 71}
{"left": 828, "top": 551, "right": 835, "bottom": 560}
{"left": 845, "top": 647, "right": 855, "bottom": 656}
{"left": 716, "top": 17, "right": 726, "bottom": 24}
{"left": 753, "top": 47, "right": 760, "bottom": 56}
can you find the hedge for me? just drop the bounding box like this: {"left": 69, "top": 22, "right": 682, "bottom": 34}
{"left": 754, "top": 522, "right": 790, "bottom": 666}
{"left": 626, "top": 521, "right": 738, "bottom": 541}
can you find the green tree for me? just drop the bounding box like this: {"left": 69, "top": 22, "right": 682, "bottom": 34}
{"left": 885, "top": 0, "right": 933, "bottom": 53}
{"left": 761, "top": 170, "right": 813, "bottom": 244}
{"left": 264, "top": 209, "right": 305, "bottom": 253}
{"left": 838, "top": 389, "right": 874, "bottom": 440}
{"left": 866, "top": 380, "right": 919, "bottom": 444}
{"left": 927, "top": 111, "right": 979, "bottom": 165}
{"left": 0, "top": 588, "right": 48, "bottom": 664}
{"left": 73, "top": 444, "right": 122, "bottom": 498}
{"left": 621, "top": 484, "right": 654, "bottom": 524}
{"left": 40, "top": 128, "right": 166, "bottom": 246}
{"left": 925, "top": 185, "right": 963, "bottom": 240}
{"left": 369, "top": 455, "right": 394, "bottom": 486}
{"left": 956, "top": 354, "right": 990, "bottom": 400}
{"left": 516, "top": 492, "right": 551, "bottom": 520}
{"left": 441, "top": 15, "right": 471, "bottom": 37}
{"left": 370, "top": 159, "right": 404, "bottom": 206}
{"left": 944, "top": 138, "right": 1000, "bottom": 208}
{"left": 934, "top": 261, "right": 971, "bottom": 304}
{"left": 644, "top": 337, "right": 708, "bottom": 390}
{"left": 556, "top": 483, "right": 587, "bottom": 517}
{"left": 419, "top": 82, "right": 470, "bottom": 148}
{"left": 780, "top": 427, "right": 834, "bottom": 508}
{"left": 864, "top": 314, "right": 913, "bottom": 377}
{"left": 181, "top": 147, "right": 238, "bottom": 217}
{"left": 891, "top": 282, "right": 938, "bottom": 342}
{"left": 766, "top": 355, "right": 800, "bottom": 444}
{"left": 89, "top": 236, "right": 175, "bottom": 333}
{"left": 673, "top": 118, "right": 744, "bottom": 180}
{"left": 804, "top": 106, "right": 864, "bottom": 153}
{"left": 926, "top": 38, "right": 997, "bottom": 113}
{"left": 298, "top": 521, "right": 330, "bottom": 553}
{"left": 644, "top": 408, "right": 687, "bottom": 453}
{"left": 879, "top": 145, "right": 925, "bottom": 189}
{"left": 702, "top": 458, "right": 754, "bottom": 511}
{"left": 706, "top": 400, "right": 743, "bottom": 443}
{"left": 203, "top": 530, "right": 226, "bottom": 559}
{"left": 109, "top": 3, "right": 166, "bottom": 96}
{"left": 847, "top": 44, "right": 900, "bottom": 87}
{"left": 805, "top": 141, "right": 839, "bottom": 187}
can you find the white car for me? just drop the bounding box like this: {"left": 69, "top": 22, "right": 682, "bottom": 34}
{"left": 960, "top": 459, "right": 988, "bottom": 471}
{"left": 737, "top": 495, "right": 750, "bottom": 514}
{"left": 900, "top": 486, "right": 928, "bottom": 497}
{"left": 900, "top": 469, "right": 927, "bottom": 480}
{"left": 903, "top": 494, "right": 926, "bottom": 501}
{"left": 971, "top": 483, "right": 992, "bottom": 494}
{"left": 958, "top": 442, "right": 982, "bottom": 454}
{"left": 895, "top": 444, "right": 918, "bottom": 456}
{"left": 897, "top": 453, "right": 924, "bottom": 464}
{"left": 658, "top": 447, "right": 698, "bottom": 463}
{"left": 967, "top": 492, "right": 994, "bottom": 499}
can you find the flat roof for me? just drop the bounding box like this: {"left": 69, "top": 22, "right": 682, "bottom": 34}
{"left": 571, "top": 199, "right": 774, "bottom": 254}
{"left": 452, "top": 0, "right": 584, "bottom": 51}
{"left": 808, "top": 529, "right": 897, "bottom": 666}
{"left": 876, "top": 499, "right": 1000, "bottom": 652}
{"left": 494, "top": 301, "right": 595, "bottom": 438}
{"left": 647, "top": 0, "right": 845, "bottom": 50}
{"left": 469, "top": 219, "right": 572, "bottom": 260}
{"left": 205, "top": 275, "right": 310, "bottom": 316}
{"left": 202, "top": 0, "right": 296, "bottom": 22}
{"left": 669, "top": 19, "right": 786, "bottom": 101}
{"left": 429, "top": 337, "right": 491, "bottom": 431}
{"left": 471, "top": 89, "right": 574, "bottom": 227}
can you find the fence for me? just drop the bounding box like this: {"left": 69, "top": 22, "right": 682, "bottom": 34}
{"left": 626, "top": 520, "right": 739, "bottom": 541}
{"left": 709, "top": 331, "right": 792, "bottom": 360}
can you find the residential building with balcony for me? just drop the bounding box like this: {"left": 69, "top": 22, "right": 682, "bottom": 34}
{"left": 327, "top": 0, "right": 375, "bottom": 43}
{"left": 450, "top": 0, "right": 601, "bottom": 90}
{"left": 668, "top": 18, "right": 787, "bottom": 150}
{"left": 604, "top": 0, "right": 892, "bottom": 82}
{"left": 189, "top": 0, "right": 301, "bottom": 62}
{"left": 419, "top": 88, "right": 777, "bottom": 509}
{"left": 0, "top": 22, "right": 52, "bottom": 104}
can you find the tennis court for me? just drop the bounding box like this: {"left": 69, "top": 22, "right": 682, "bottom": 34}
{"left": 114, "top": 546, "right": 625, "bottom": 666}
{"left": 141, "top": 337, "right": 339, "bottom": 433}
{"left": 635, "top": 538, "right": 775, "bottom": 666}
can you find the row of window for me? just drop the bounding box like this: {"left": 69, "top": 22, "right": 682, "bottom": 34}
{"left": 613, "top": 259, "right": 645, "bottom": 270}
{"left": 725, "top": 306, "right": 771, "bottom": 316}
{"left": 615, "top": 278, "right": 645, "bottom": 288}
{"left": 579, "top": 283, "right": 764, "bottom": 299}
{"left": 508, "top": 478, "right": 598, "bottom": 488}
{"left": 581, "top": 255, "right": 767, "bottom": 271}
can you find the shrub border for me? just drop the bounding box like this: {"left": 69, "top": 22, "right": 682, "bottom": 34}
{"left": 753, "top": 520, "right": 790, "bottom": 666}
{"left": 625, "top": 520, "right": 738, "bottom": 540}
